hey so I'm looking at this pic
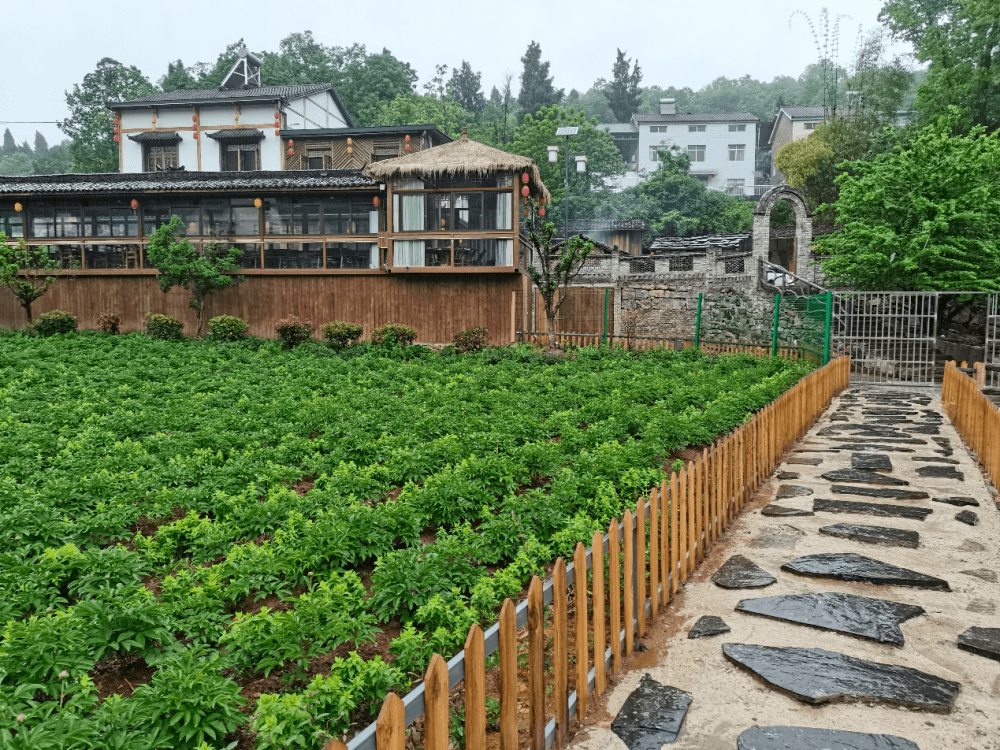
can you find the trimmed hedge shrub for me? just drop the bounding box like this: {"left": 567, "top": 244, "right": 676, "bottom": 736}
{"left": 371, "top": 324, "right": 417, "bottom": 347}
{"left": 453, "top": 327, "right": 489, "bottom": 354}
{"left": 321, "top": 321, "right": 364, "bottom": 349}
{"left": 29, "top": 310, "right": 77, "bottom": 336}
{"left": 97, "top": 310, "right": 121, "bottom": 335}
{"left": 207, "top": 315, "right": 249, "bottom": 342}
{"left": 145, "top": 313, "right": 183, "bottom": 340}
{"left": 275, "top": 316, "right": 314, "bottom": 349}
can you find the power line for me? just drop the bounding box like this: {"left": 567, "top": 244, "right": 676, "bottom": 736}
{"left": 0, "top": 120, "right": 63, "bottom": 124}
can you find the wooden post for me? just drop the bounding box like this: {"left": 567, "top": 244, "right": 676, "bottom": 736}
{"left": 374, "top": 693, "right": 405, "bottom": 750}
{"left": 669, "top": 472, "right": 679, "bottom": 593}
{"left": 592, "top": 529, "right": 607, "bottom": 696}
{"left": 677, "top": 467, "right": 688, "bottom": 583}
{"left": 498, "top": 599, "right": 518, "bottom": 750}
{"left": 464, "top": 624, "right": 486, "bottom": 750}
{"left": 528, "top": 576, "right": 545, "bottom": 750}
{"left": 635, "top": 497, "right": 646, "bottom": 638}
{"left": 608, "top": 518, "right": 621, "bottom": 673}
{"left": 659, "top": 479, "right": 670, "bottom": 603}
{"left": 552, "top": 559, "right": 568, "bottom": 748}
{"left": 574, "top": 542, "right": 589, "bottom": 721}
{"left": 423, "top": 654, "right": 449, "bottom": 750}
{"left": 623, "top": 509, "right": 634, "bottom": 657}
{"left": 649, "top": 486, "right": 659, "bottom": 617}
{"left": 686, "top": 461, "right": 696, "bottom": 574}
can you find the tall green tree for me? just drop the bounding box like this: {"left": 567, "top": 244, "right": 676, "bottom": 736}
{"left": 146, "top": 216, "right": 244, "bottom": 336}
{"left": 375, "top": 94, "right": 474, "bottom": 139}
{"left": 517, "top": 42, "right": 563, "bottom": 118}
{"left": 0, "top": 234, "right": 75, "bottom": 323}
{"left": 61, "top": 58, "right": 156, "bottom": 173}
{"left": 337, "top": 48, "right": 417, "bottom": 125}
{"left": 879, "top": 0, "right": 999, "bottom": 130}
{"left": 2, "top": 129, "right": 15, "bottom": 156}
{"left": 817, "top": 109, "right": 1000, "bottom": 292}
{"left": 447, "top": 61, "right": 486, "bottom": 112}
{"left": 159, "top": 60, "right": 200, "bottom": 91}
{"left": 605, "top": 49, "right": 642, "bottom": 122}
{"left": 33, "top": 132, "right": 49, "bottom": 155}
{"left": 32, "top": 141, "right": 74, "bottom": 175}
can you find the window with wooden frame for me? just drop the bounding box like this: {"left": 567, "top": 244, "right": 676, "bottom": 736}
{"left": 222, "top": 143, "right": 260, "bottom": 172}
{"left": 145, "top": 144, "right": 180, "bottom": 172}
{"left": 306, "top": 150, "right": 329, "bottom": 169}
{"left": 372, "top": 140, "right": 400, "bottom": 162}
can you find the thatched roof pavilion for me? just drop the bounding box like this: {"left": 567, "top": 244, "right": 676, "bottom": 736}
{"left": 365, "top": 128, "right": 551, "bottom": 203}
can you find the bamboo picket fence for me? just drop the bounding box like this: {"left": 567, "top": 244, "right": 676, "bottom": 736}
{"left": 331, "top": 355, "right": 851, "bottom": 750}
{"left": 516, "top": 331, "right": 818, "bottom": 360}
{"left": 942, "top": 360, "right": 1000, "bottom": 489}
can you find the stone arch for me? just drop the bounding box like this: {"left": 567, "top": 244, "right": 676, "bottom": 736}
{"left": 752, "top": 185, "right": 813, "bottom": 281}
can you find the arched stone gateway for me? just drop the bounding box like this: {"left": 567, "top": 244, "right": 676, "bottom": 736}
{"left": 752, "top": 185, "right": 813, "bottom": 282}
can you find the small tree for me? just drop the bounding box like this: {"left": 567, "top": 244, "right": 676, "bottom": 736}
{"left": 523, "top": 201, "right": 595, "bottom": 351}
{"left": 146, "top": 216, "right": 244, "bottom": 336}
{"left": 0, "top": 233, "right": 75, "bottom": 323}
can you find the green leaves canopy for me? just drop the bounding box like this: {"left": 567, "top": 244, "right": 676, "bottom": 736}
{"left": 818, "top": 110, "right": 1000, "bottom": 291}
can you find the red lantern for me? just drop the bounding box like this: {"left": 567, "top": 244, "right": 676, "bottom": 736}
{"left": 130, "top": 199, "right": 138, "bottom": 210}
{"left": 192, "top": 115, "right": 198, "bottom": 122}
{"left": 274, "top": 119, "right": 280, "bottom": 127}
{"left": 521, "top": 185, "right": 530, "bottom": 197}
{"left": 193, "top": 132, "right": 198, "bottom": 139}
{"left": 113, "top": 126, "right": 119, "bottom": 133}
{"left": 373, "top": 196, "right": 380, "bottom": 207}
{"left": 404, "top": 144, "right": 411, "bottom": 151}
{"left": 539, "top": 208, "right": 546, "bottom": 217}
{"left": 521, "top": 172, "right": 529, "bottom": 183}
{"left": 113, "top": 135, "right": 120, "bottom": 142}
{"left": 288, "top": 139, "right": 294, "bottom": 147}
{"left": 405, "top": 134, "right": 411, "bottom": 143}
{"left": 274, "top": 129, "right": 280, "bottom": 136}
{"left": 287, "top": 147, "right": 294, "bottom": 156}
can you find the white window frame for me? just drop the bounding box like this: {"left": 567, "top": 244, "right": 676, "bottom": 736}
{"left": 728, "top": 144, "right": 746, "bottom": 161}
{"left": 804, "top": 122, "right": 818, "bottom": 130}
{"left": 728, "top": 124, "right": 746, "bottom": 132}
{"left": 688, "top": 145, "right": 706, "bottom": 162}
{"left": 649, "top": 125, "right": 668, "bottom": 133}
{"left": 688, "top": 124, "right": 706, "bottom": 132}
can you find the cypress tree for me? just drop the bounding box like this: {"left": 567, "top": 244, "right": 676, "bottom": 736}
{"left": 518, "top": 41, "right": 563, "bottom": 118}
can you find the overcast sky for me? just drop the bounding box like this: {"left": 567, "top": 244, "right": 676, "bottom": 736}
{"left": 1, "top": 0, "right": 909, "bottom": 146}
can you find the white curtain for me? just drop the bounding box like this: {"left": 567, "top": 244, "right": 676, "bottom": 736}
{"left": 400, "top": 194, "right": 424, "bottom": 231}
{"left": 496, "top": 239, "right": 513, "bottom": 266}
{"left": 496, "top": 193, "right": 512, "bottom": 230}
{"left": 394, "top": 240, "right": 425, "bottom": 267}
{"left": 368, "top": 244, "right": 379, "bottom": 269}
{"left": 368, "top": 210, "right": 379, "bottom": 234}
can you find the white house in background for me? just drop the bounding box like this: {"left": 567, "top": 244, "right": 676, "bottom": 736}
{"left": 110, "top": 48, "right": 355, "bottom": 173}
{"left": 768, "top": 105, "right": 826, "bottom": 184}
{"left": 600, "top": 99, "right": 762, "bottom": 196}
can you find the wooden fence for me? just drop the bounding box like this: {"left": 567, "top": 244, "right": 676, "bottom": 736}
{"left": 516, "top": 331, "right": 819, "bottom": 361}
{"left": 331, "top": 354, "right": 851, "bottom": 750}
{"left": 942, "top": 360, "right": 1000, "bottom": 489}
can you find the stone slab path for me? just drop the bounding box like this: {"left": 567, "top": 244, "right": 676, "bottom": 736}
{"left": 569, "top": 387, "right": 1000, "bottom": 750}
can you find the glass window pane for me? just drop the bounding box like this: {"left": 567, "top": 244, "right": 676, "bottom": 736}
{"left": 455, "top": 238, "right": 513, "bottom": 267}
{"left": 85, "top": 243, "right": 139, "bottom": 270}
{"left": 266, "top": 201, "right": 293, "bottom": 235}
{"left": 232, "top": 203, "right": 259, "bottom": 236}
{"left": 294, "top": 204, "right": 321, "bottom": 235}
{"left": 47, "top": 244, "right": 81, "bottom": 269}
{"left": 201, "top": 200, "right": 232, "bottom": 236}
{"left": 0, "top": 210, "right": 24, "bottom": 238}
{"left": 424, "top": 239, "right": 451, "bottom": 266}
{"left": 30, "top": 208, "right": 55, "bottom": 238}
{"left": 231, "top": 243, "right": 260, "bottom": 269}
{"left": 263, "top": 242, "right": 322, "bottom": 269}
{"left": 426, "top": 192, "right": 451, "bottom": 231}
{"left": 327, "top": 242, "right": 377, "bottom": 269}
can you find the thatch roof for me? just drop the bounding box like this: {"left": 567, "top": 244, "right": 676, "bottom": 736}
{"left": 365, "top": 128, "right": 551, "bottom": 203}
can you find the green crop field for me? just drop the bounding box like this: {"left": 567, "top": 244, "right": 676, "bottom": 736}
{"left": 0, "top": 333, "right": 811, "bottom": 749}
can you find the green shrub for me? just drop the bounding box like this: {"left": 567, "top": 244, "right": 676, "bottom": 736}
{"left": 371, "top": 323, "right": 417, "bottom": 347}
{"left": 321, "top": 320, "right": 364, "bottom": 349}
{"left": 453, "top": 326, "right": 489, "bottom": 353}
{"left": 96, "top": 310, "right": 121, "bottom": 334}
{"left": 207, "top": 315, "right": 249, "bottom": 342}
{"left": 29, "top": 310, "right": 77, "bottom": 336}
{"left": 275, "top": 316, "right": 314, "bottom": 349}
{"left": 144, "top": 313, "right": 183, "bottom": 340}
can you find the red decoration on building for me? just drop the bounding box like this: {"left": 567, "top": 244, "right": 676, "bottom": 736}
{"left": 130, "top": 199, "right": 138, "bottom": 210}
{"left": 521, "top": 186, "right": 530, "bottom": 197}
{"left": 287, "top": 148, "right": 294, "bottom": 156}
{"left": 539, "top": 208, "right": 546, "bottom": 216}
{"left": 521, "top": 172, "right": 529, "bottom": 183}
{"left": 373, "top": 196, "right": 380, "bottom": 207}
{"left": 404, "top": 144, "right": 411, "bottom": 151}
{"left": 113, "top": 135, "right": 120, "bottom": 142}
{"left": 275, "top": 129, "right": 280, "bottom": 136}
{"left": 192, "top": 115, "right": 198, "bottom": 122}
{"left": 288, "top": 139, "right": 294, "bottom": 147}
{"left": 405, "top": 134, "right": 411, "bottom": 143}
{"left": 193, "top": 132, "right": 198, "bottom": 139}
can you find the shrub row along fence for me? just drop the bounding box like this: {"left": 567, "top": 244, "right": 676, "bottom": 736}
{"left": 515, "top": 331, "right": 821, "bottom": 361}
{"left": 331, "top": 355, "right": 851, "bottom": 750}
{"left": 942, "top": 360, "right": 1000, "bottom": 488}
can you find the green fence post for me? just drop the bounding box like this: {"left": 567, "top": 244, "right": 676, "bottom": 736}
{"left": 694, "top": 293, "right": 703, "bottom": 349}
{"left": 771, "top": 294, "right": 780, "bottom": 357}
{"left": 602, "top": 287, "right": 609, "bottom": 345}
{"left": 823, "top": 291, "right": 833, "bottom": 364}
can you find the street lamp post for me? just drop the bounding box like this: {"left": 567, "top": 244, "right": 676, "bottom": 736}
{"left": 548, "top": 126, "right": 587, "bottom": 239}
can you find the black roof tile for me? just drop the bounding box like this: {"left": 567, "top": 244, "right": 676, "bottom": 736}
{"left": 206, "top": 129, "right": 264, "bottom": 141}
{"left": 127, "top": 131, "right": 182, "bottom": 143}
{"left": 634, "top": 112, "right": 759, "bottom": 123}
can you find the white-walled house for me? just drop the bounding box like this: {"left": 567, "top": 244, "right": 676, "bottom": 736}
{"left": 768, "top": 105, "right": 825, "bottom": 184}
{"left": 601, "top": 99, "right": 761, "bottom": 196}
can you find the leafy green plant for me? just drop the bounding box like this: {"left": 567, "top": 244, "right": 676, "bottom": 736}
{"left": 275, "top": 316, "right": 315, "bottom": 348}
{"left": 321, "top": 320, "right": 364, "bottom": 349}
{"left": 144, "top": 312, "right": 183, "bottom": 340}
{"left": 453, "top": 326, "right": 489, "bottom": 353}
{"left": 207, "top": 314, "right": 249, "bottom": 341}
{"left": 0, "top": 233, "right": 76, "bottom": 323}
{"left": 29, "top": 310, "right": 77, "bottom": 336}
{"left": 371, "top": 323, "right": 417, "bottom": 347}
{"left": 97, "top": 309, "right": 121, "bottom": 334}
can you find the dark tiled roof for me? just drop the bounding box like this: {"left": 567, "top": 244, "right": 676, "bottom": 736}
{"left": 780, "top": 106, "right": 826, "bottom": 119}
{"left": 568, "top": 219, "right": 650, "bottom": 231}
{"left": 649, "top": 233, "right": 750, "bottom": 252}
{"left": 206, "top": 128, "right": 264, "bottom": 141}
{"left": 0, "top": 170, "right": 376, "bottom": 195}
{"left": 127, "top": 131, "right": 182, "bottom": 143}
{"left": 278, "top": 125, "right": 451, "bottom": 143}
{"left": 634, "top": 112, "right": 759, "bottom": 123}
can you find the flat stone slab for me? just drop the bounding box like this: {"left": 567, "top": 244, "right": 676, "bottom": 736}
{"left": 916, "top": 465, "right": 964, "bottom": 480}
{"left": 776, "top": 484, "right": 813, "bottom": 498}
{"left": 831, "top": 485, "right": 930, "bottom": 501}
{"left": 775, "top": 471, "right": 799, "bottom": 480}
{"left": 836, "top": 443, "right": 916, "bottom": 453}
{"left": 762, "top": 504, "right": 814, "bottom": 517}
{"left": 722, "top": 644, "right": 960, "bottom": 712}
{"left": 736, "top": 592, "right": 924, "bottom": 646}
{"left": 737, "top": 726, "right": 919, "bottom": 750}
{"left": 958, "top": 539, "right": 986, "bottom": 552}
{"left": 851, "top": 453, "right": 893, "bottom": 471}
{"left": 968, "top": 599, "right": 996, "bottom": 614}
{"left": 956, "top": 510, "right": 979, "bottom": 526}
{"left": 688, "top": 615, "right": 730, "bottom": 639}
{"left": 611, "top": 674, "right": 691, "bottom": 748}
{"left": 712, "top": 555, "right": 777, "bottom": 589}
{"left": 912, "top": 456, "right": 960, "bottom": 464}
{"left": 932, "top": 496, "right": 979, "bottom": 507}
{"left": 782, "top": 553, "right": 950, "bottom": 590}
{"left": 788, "top": 457, "right": 823, "bottom": 465}
{"left": 830, "top": 436, "right": 927, "bottom": 444}
{"left": 814, "top": 498, "right": 932, "bottom": 521}
{"left": 957, "top": 627, "right": 1000, "bottom": 663}
{"left": 905, "top": 425, "right": 940, "bottom": 435}
{"left": 821, "top": 468, "right": 909, "bottom": 486}
{"left": 819, "top": 522, "right": 920, "bottom": 548}
{"left": 959, "top": 568, "right": 998, "bottom": 583}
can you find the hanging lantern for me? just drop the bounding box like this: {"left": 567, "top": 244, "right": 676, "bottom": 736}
{"left": 113, "top": 125, "right": 119, "bottom": 133}
{"left": 274, "top": 119, "right": 280, "bottom": 127}
{"left": 347, "top": 146, "right": 353, "bottom": 154}
{"left": 13, "top": 202, "right": 22, "bottom": 213}
{"left": 288, "top": 139, "right": 294, "bottom": 147}
{"left": 274, "top": 110, "right": 280, "bottom": 119}
{"left": 539, "top": 207, "right": 546, "bottom": 217}
{"left": 521, "top": 185, "right": 529, "bottom": 197}
{"left": 521, "top": 172, "right": 529, "bottom": 183}
{"left": 130, "top": 199, "right": 138, "bottom": 210}
{"left": 274, "top": 129, "right": 280, "bottom": 136}
{"left": 192, "top": 114, "right": 198, "bottom": 122}
{"left": 151, "top": 116, "right": 156, "bottom": 124}
{"left": 254, "top": 198, "right": 262, "bottom": 208}
{"left": 405, "top": 134, "right": 411, "bottom": 143}
{"left": 193, "top": 132, "right": 198, "bottom": 139}
{"left": 287, "top": 147, "right": 294, "bottom": 156}
{"left": 346, "top": 137, "right": 353, "bottom": 146}
{"left": 114, "top": 135, "right": 120, "bottom": 142}
{"left": 404, "top": 144, "right": 411, "bottom": 152}
{"left": 372, "top": 196, "right": 380, "bottom": 207}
